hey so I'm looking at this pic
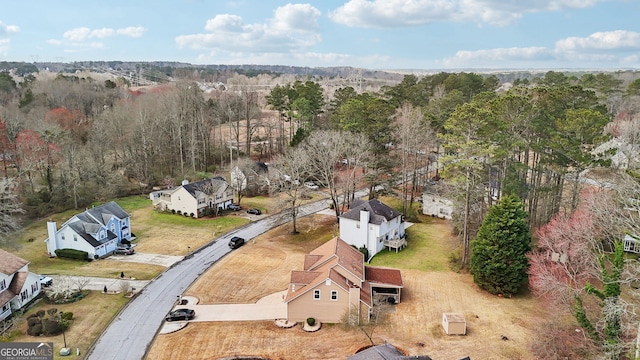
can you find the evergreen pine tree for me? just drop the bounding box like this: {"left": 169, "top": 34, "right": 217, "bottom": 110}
{"left": 470, "top": 194, "right": 531, "bottom": 296}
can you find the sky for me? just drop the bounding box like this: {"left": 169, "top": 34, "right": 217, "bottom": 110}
{"left": 1, "top": 0, "right": 640, "bottom": 71}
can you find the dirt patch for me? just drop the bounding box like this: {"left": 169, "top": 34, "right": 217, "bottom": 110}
{"left": 147, "top": 215, "right": 546, "bottom": 360}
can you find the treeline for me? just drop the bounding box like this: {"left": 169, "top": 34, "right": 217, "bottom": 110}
{"left": 0, "top": 67, "right": 637, "bottom": 225}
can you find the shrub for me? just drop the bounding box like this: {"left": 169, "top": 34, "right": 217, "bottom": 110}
{"left": 43, "top": 319, "right": 61, "bottom": 335}
{"left": 61, "top": 311, "right": 73, "bottom": 321}
{"left": 55, "top": 248, "right": 88, "bottom": 261}
{"left": 35, "top": 310, "right": 45, "bottom": 318}
{"left": 27, "top": 317, "right": 40, "bottom": 327}
{"left": 46, "top": 308, "right": 58, "bottom": 316}
{"left": 306, "top": 317, "right": 316, "bottom": 326}
{"left": 177, "top": 210, "right": 182, "bottom": 215}
{"left": 171, "top": 209, "right": 176, "bottom": 214}
{"left": 27, "top": 323, "right": 42, "bottom": 336}
{"left": 358, "top": 246, "right": 369, "bottom": 260}
{"left": 190, "top": 213, "right": 195, "bottom": 218}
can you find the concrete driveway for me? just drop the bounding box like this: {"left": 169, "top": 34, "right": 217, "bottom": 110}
{"left": 109, "top": 252, "right": 183, "bottom": 267}
{"left": 49, "top": 275, "right": 149, "bottom": 294}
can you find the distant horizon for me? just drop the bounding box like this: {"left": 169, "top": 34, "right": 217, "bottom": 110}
{"left": 5, "top": 59, "right": 639, "bottom": 75}
{"left": 2, "top": 1, "right": 640, "bottom": 70}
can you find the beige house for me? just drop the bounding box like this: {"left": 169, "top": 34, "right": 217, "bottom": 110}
{"left": 150, "top": 177, "right": 233, "bottom": 218}
{"left": 0, "top": 250, "right": 42, "bottom": 321}
{"left": 284, "top": 237, "right": 403, "bottom": 324}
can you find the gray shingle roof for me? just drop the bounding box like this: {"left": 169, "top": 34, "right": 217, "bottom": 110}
{"left": 182, "top": 178, "right": 229, "bottom": 198}
{"left": 340, "top": 199, "right": 402, "bottom": 225}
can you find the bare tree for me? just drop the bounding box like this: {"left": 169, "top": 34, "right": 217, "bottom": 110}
{"left": 269, "top": 148, "right": 310, "bottom": 234}
{"left": 0, "top": 178, "right": 23, "bottom": 245}
{"left": 394, "top": 103, "right": 436, "bottom": 214}
{"left": 301, "top": 130, "right": 372, "bottom": 219}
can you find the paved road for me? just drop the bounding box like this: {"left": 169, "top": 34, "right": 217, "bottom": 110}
{"left": 86, "top": 195, "right": 346, "bottom": 360}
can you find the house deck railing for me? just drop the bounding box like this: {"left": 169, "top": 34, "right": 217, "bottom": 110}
{"left": 383, "top": 237, "right": 407, "bottom": 253}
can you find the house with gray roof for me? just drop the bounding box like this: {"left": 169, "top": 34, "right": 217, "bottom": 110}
{"left": 149, "top": 177, "right": 233, "bottom": 218}
{"left": 347, "top": 343, "right": 432, "bottom": 360}
{"left": 339, "top": 199, "right": 406, "bottom": 261}
{"left": 45, "top": 201, "right": 134, "bottom": 259}
{"left": 0, "top": 249, "right": 43, "bottom": 321}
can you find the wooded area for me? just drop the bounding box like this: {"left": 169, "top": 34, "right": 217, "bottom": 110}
{"left": 2, "top": 64, "right": 640, "bottom": 358}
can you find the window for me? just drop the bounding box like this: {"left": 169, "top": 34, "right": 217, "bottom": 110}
{"left": 356, "top": 222, "right": 360, "bottom": 229}
{"left": 73, "top": 234, "right": 78, "bottom": 242}
{"left": 21, "top": 289, "right": 28, "bottom": 301}
{"left": 313, "top": 290, "right": 320, "bottom": 300}
{"left": 110, "top": 223, "right": 116, "bottom": 232}
{"left": 100, "top": 230, "right": 105, "bottom": 239}
{"left": 61, "top": 234, "right": 65, "bottom": 240}
{"left": 1, "top": 303, "right": 8, "bottom": 312}
{"left": 331, "top": 290, "right": 338, "bottom": 301}
{"left": 0, "top": 279, "right": 5, "bottom": 290}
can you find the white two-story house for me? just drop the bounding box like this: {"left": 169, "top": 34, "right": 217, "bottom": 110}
{"left": 339, "top": 199, "right": 406, "bottom": 261}
{"left": 150, "top": 177, "right": 234, "bottom": 218}
{"left": 0, "top": 249, "right": 42, "bottom": 321}
{"left": 45, "top": 201, "right": 134, "bottom": 259}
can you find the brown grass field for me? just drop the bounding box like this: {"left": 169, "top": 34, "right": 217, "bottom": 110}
{"left": 147, "top": 214, "right": 547, "bottom": 360}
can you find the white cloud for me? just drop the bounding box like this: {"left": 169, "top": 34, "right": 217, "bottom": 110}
{"left": 442, "top": 47, "right": 554, "bottom": 67}
{"left": 116, "top": 26, "right": 146, "bottom": 38}
{"left": 0, "top": 21, "right": 19, "bottom": 57}
{"left": 0, "top": 21, "right": 19, "bottom": 36}
{"left": 440, "top": 30, "right": 640, "bottom": 68}
{"left": 329, "top": 0, "right": 602, "bottom": 28}
{"left": 555, "top": 30, "right": 640, "bottom": 52}
{"left": 176, "top": 4, "right": 322, "bottom": 54}
{"left": 63, "top": 26, "right": 147, "bottom": 41}
{"left": 270, "top": 3, "right": 321, "bottom": 31}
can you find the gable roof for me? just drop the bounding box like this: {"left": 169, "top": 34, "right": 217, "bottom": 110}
{"left": 0, "top": 289, "right": 15, "bottom": 306}
{"left": 85, "top": 201, "right": 130, "bottom": 224}
{"left": 0, "top": 249, "right": 29, "bottom": 275}
{"left": 181, "top": 178, "right": 230, "bottom": 198}
{"left": 8, "top": 271, "right": 27, "bottom": 294}
{"left": 347, "top": 343, "right": 433, "bottom": 360}
{"left": 306, "top": 237, "right": 365, "bottom": 280}
{"left": 340, "top": 199, "right": 402, "bottom": 225}
{"left": 286, "top": 237, "right": 365, "bottom": 303}
{"left": 365, "top": 266, "right": 404, "bottom": 288}
{"left": 68, "top": 221, "right": 117, "bottom": 247}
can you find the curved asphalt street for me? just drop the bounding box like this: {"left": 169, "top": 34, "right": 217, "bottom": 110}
{"left": 86, "top": 196, "right": 346, "bottom": 360}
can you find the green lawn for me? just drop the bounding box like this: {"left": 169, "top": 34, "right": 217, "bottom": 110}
{"left": 369, "top": 221, "right": 452, "bottom": 272}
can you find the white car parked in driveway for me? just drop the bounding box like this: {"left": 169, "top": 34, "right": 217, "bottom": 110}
{"left": 304, "top": 182, "right": 319, "bottom": 190}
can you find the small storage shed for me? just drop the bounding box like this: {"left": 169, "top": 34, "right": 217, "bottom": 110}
{"left": 442, "top": 313, "right": 466, "bottom": 335}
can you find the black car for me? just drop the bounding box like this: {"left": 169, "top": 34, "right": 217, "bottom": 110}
{"left": 228, "top": 204, "right": 241, "bottom": 211}
{"left": 228, "top": 236, "right": 245, "bottom": 249}
{"left": 247, "top": 208, "right": 262, "bottom": 215}
{"left": 165, "top": 308, "right": 195, "bottom": 322}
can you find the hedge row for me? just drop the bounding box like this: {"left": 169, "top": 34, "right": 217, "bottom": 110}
{"left": 55, "top": 248, "right": 88, "bottom": 260}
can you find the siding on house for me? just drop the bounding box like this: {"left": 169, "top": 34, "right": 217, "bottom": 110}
{"left": 0, "top": 250, "right": 42, "bottom": 320}
{"left": 45, "top": 201, "right": 132, "bottom": 259}
{"left": 284, "top": 237, "right": 402, "bottom": 324}
{"left": 150, "top": 178, "right": 233, "bottom": 218}
{"left": 339, "top": 199, "right": 405, "bottom": 259}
